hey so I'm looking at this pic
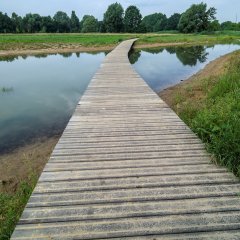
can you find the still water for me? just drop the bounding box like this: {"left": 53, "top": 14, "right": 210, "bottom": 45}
{"left": 130, "top": 44, "right": 240, "bottom": 92}
{"left": 1, "top": 44, "right": 239, "bottom": 153}
{"left": 0, "top": 52, "right": 106, "bottom": 153}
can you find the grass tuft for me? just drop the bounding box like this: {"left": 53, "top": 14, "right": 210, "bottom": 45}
{"left": 0, "top": 87, "right": 13, "bottom": 93}
{"left": 0, "top": 174, "right": 37, "bottom": 239}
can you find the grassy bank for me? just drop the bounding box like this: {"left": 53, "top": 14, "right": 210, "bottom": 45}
{"left": 0, "top": 137, "right": 58, "bottom": 239}
{"left": 0, "top": 32, "right": 239, "bottom": 53}
{"left": 0, "top": 176, "right": 36, "bottom": 239}
{"left": 160, "top": 50, "right": 240, "bottom": 176}
{"left": 137, "top": 32, "right": 240, "bottom": 46}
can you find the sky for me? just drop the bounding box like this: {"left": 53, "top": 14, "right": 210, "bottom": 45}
{"left": 1, "top": 0, "right": 239, "bottom": 23}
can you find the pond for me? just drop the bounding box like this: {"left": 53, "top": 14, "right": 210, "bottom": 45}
{"left": 130, "top": 44, "right": 240, "bottom": 92}
{"left": 0, "top": 52, "right": 106, "bottom": 153}
{"left": 1, "top": 44, "right": 239, "bottom": 154}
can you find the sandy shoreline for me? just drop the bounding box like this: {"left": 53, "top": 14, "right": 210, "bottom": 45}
{"left": 0, "top": 45, "right": 116, "bottom": 57}
{"left": 0, "top": 136, "right": 59, "bottom": 193}
{"left": 0, "top": 41, "right": 203, "bottom": 57}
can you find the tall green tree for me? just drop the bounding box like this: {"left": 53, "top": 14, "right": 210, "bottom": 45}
{"left": 98, "top": 21, "right": 106, "bottom": 33}
{"left": 178, "top": 2, "right": 216, "bottom": 33}
{"left": 221, "top": 21, "right": 240, "bottom": 31}
{"left": 81, "top": 15, "right": 98, "bottom": 33}
{"left": 123, "top": 5, "right": 142, "bottom": 33}
{"left": 142, "top": 13, "right": 167, "bottom": 32}
{"left": 22, "top": 13, "right": 42, "bottom": 33}
{"left": 53, "top": 11, "right": 70, "bottom": 33}
{"left": 103, "top": 2, "right": 124, "bottom": 33}
{"left": 80, "top": 15, "right": 91, "bottom": 30}
{"left": 11, "top": 12, "right": 23, "bottom": 33}
{"left": 41, "top": 16, "right": 56, "bottom": 33}
{"left": 136, "top": 22, "right": 147, "bottom": 33}
{"left": 208, "top": 20, "right": 221, "bottom": 31}
{"left": 0, "top": 12, "right": 14, "bottom": 33}
{"left": 166, "top": 13, "right": 181, "bottom": 30}
{"left": 70, "top": 11, "right": 80, "bottom": 32}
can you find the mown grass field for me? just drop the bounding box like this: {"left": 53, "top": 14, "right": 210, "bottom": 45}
{"left": 0, "top": 34, "right": 136, "bottom": 50}
{"left": 137, "top": 31, "right": 240, "bottom": 45}
{"left": 0, "top": 31, "right": 239, "bottom": 51}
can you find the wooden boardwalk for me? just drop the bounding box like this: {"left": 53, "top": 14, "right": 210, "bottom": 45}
{"left": 12, "top": 39, "right": 240, "bottom": 239}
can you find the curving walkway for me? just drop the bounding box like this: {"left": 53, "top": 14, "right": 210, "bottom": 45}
{"left": 12, "top": 39, "right": 240, "bottom": 239}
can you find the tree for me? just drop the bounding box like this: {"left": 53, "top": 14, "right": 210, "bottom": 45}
{"left": 153, "top": 15, "right": 167, "bottom": 31}
{"left": 70, "top": 11, "right": 80, "bottom": 32}
{"left": 41, "top": 16, "right": 56, "bottom": 33}
{"left": 178, "top": 2, "right": 216, "bottom": 33}
{"left": 0, "top": 12, "right": 14, "bottom": 33}
{"left": 123, "top": 5, "right": 142, "bottom": 33}
{"left": 208, "top": 20, "right": 221, "bottom": 31}
{"left": 166, "top": 13, "right": 181, "bottom": 30}
{"left": 98, "top": 21, "right": 106, "bottom": 33}
{"left": 22, "top": 13, "right": 42, "bottom": 33}
{"left": 80, "top": 15, "right": 90, "bottom": 29}
{"left": 11, "top": 12, "right": 23, "bottom": 33}
{"left": 103, "top": 2, "right": 124, "bottom": 33}
{"left": 142, "top": 13, "right": 167, "bottom": 32}
{"left": 221, "top": 21, "right": 240, "bottom": 31}
{"left": 81, "top": 16, "right": 98, "bottom": 33}
{"left": 136, "top": 22, "right": 147, "bottom": 33}
{"left": 53, "top": 11, "right": 70, "bottom": 33}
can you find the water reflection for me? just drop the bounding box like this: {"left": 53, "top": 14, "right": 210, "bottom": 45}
{"left": 166, "top": 46, "right": 209, "bottom": 66}
{"left": 130, "top": 44, "right": 240, "bottom": 92}
{"left": 0, "top": 87, "right": 14, "bottom": 94}
{"left": 0, "top": 52, "right": 106, "bottom": 153}
{"left": 128, "top": 49, "right": 141, "bottom": 64}
{"left": 0, "top": 51, "right": 109, "bottom": 62}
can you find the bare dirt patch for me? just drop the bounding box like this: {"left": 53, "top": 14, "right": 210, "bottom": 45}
{"left": 0, "top": 137, "right": 58, "bottom": 194}
{"left": 135, "top": 42, "right": 194, "bottom": 49}
{"left": 0, "top": 44, "right": 116, "bottom": 57}
{"left": 0, "top": 41, "right": 203, "bottom": 57}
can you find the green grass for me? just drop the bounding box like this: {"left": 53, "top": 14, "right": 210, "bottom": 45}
{"left": 0, "top": 33, "right": 137, "bottom": 50}
{"left": 178, "top": 52, "right": 240, "bottom": 176}
{"left": 0, "top": 32, "right": 239, "bottom": 51}
{"left": 0, "top": 33, "right": 136, "bottom": 44}
{"left": 137, "top": 32, "right": 240, "bottom": 45}
{"left": 0, "top": 175, "right": 37, "bottom": 239}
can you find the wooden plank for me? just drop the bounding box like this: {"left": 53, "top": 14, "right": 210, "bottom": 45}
{"left": 11, "top": 39, "right": 240, "bottom": 239}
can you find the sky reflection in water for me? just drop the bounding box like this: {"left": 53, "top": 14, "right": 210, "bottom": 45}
{"left": 130, "top": 44, "right": 240, "bottom": 92}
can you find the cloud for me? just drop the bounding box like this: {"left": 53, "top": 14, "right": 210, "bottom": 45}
{"left": 1, "top": 0, "right": 239, "bottom": 22}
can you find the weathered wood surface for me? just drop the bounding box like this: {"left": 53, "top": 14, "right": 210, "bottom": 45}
{"left": 12, "top": 39, "right": 240, "bottom": 239}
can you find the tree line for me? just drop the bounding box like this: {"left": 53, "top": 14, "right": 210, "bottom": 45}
{"left": 0, "top": 2, "right": 239, "bottom": 34}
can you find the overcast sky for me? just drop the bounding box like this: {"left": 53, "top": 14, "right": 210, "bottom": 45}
{"left": 1, "top": 0, "right": 239, "bottom": 23}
